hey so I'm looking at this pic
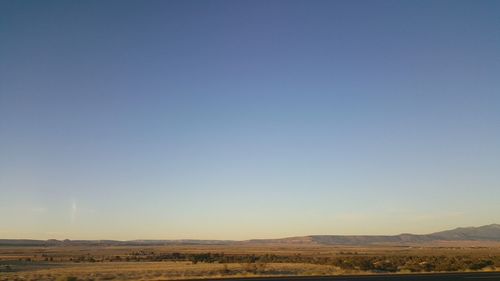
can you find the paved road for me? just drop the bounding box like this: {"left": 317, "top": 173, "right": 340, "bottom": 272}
{"left": 205, "top": 272, "right": 500, "bottom": 281}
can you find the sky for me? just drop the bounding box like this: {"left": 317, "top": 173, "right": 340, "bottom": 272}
{"left": 1, "top": 0, "right": 499, "bottom": 240}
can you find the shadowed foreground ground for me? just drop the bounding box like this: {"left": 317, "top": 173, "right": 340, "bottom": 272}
{"left": 205, "top": 272, "right": 500, "bottom": 281}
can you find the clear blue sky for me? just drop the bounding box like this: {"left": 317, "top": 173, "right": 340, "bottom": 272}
{"left": 1, "top": 0, "right": 499, "bottom": 240}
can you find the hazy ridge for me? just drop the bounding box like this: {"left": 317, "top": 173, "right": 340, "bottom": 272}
{"left": 2, "top": 224, "right": 499, "bottom": 247}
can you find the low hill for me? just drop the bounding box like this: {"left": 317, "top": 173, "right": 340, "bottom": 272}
{"left": 247, "top": 224, "right": 500, "bottom": 246}
{"left": 430, "top": 224, "right": 500, "bottom": 241}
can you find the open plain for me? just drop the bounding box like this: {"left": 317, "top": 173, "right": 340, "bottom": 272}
{"left": 1, "top": 244, "right": 500, "bottom": 281}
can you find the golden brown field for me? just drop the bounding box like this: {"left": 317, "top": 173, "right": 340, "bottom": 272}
{"left": 1, "top": 244, "right": 499, "bottom": 281}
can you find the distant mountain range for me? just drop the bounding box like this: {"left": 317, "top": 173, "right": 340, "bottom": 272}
{"left": 2, "top": 224, "right": 500, "bottom": 247}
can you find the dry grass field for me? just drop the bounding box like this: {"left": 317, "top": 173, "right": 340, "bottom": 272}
{"left": 1, "top": 244, "right": 500, "bottom": 281}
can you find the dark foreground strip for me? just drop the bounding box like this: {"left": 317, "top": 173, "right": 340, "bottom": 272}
{"left": 192, "top": 272, "right": 500, "bottom": 281}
